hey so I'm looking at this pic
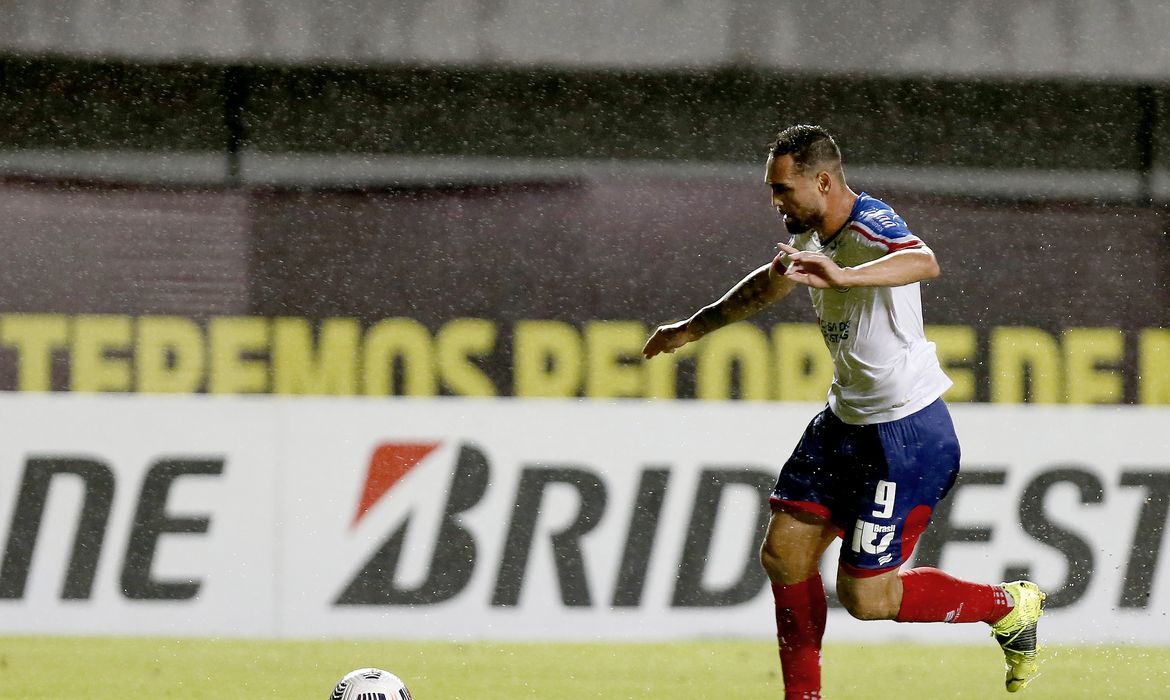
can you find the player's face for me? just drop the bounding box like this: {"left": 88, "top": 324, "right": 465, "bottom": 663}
{"left": 765, "top": 154, "right": 826, "bottom": 235}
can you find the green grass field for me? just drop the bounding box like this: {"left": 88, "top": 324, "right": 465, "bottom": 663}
{"left": 1, "top": 637, "right": 1167, "bottom": 699}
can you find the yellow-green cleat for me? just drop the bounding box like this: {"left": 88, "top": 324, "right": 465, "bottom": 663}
{"left": 991, "top": 581, "right": 1047, "bottom": 692}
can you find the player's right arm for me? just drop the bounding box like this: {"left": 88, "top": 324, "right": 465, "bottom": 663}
{"left": 642, "top": 259, "right": 797, "bottom": 359}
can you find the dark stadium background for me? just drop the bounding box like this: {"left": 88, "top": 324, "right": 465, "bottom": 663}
{"left": 0, "top": 57, "right": 1166, "bottom": 401}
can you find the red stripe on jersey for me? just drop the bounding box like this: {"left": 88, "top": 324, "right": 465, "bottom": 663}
{"left": 900, "top": 504, "right": 934, "bottom": 558}
{"left": 769, "top": 498, "right": 847, "bottom": 539}
{"left": 770, "top": 497, "right": 831, "bottom": 520}
{"left": 848, "top": 222, "right": 924, "bottom": 252}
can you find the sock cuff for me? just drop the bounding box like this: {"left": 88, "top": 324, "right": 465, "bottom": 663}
{"left": 772, "top": 574, "right": 824, "bottom": 605}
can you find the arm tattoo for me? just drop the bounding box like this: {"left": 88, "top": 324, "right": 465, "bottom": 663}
{"left": 689, "top": 305, "right": 729, "bottom": 337}
{"left": 688, "top": 266, "right": 776, "bottom": 337}
{"left": 735, "top": 269, "right": 777, "bottom": 309}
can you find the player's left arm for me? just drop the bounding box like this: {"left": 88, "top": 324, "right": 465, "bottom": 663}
{"left": 776, "top": 242, "right": 939, "bottom": 290}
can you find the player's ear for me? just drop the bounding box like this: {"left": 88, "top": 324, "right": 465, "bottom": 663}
{"left": 817, "top": 171, "right": 831, "bottom": 194}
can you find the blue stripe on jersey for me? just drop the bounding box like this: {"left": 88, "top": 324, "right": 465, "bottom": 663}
{"left": 850, "top": 192, "right": 917, "bottom": 243}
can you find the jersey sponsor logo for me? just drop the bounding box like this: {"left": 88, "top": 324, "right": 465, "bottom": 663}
{"left": 854, "top": 197, "right": 910, "bottom": 235}
{"left": 868, "top": 210, "right": 904, "bottom": 231}
{"left": 850, "top": 520, "right": 895, "bottom": 555}
{"left": 818, "top": 318, "right": 851, "bottom": 344}
{"left": 847, "top": 481, "right": 901, "bottom": 559}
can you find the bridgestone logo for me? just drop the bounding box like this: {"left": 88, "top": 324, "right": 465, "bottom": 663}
{"left": 335, "top": 442, "right": 776, "bottom": 609}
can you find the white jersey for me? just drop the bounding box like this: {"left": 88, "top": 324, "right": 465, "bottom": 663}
{"left": 790, "top": 192, "right": 951, "bottom": 425}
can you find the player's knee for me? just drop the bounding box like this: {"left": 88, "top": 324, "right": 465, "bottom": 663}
{"left": 759, "top": 539, "right": 785, "bottom": 579}
{"left": 760, "top": 541, "right": 822, "bottom": 586}
{"left": 837, "top": 585, "right": 897, "bottom": 621}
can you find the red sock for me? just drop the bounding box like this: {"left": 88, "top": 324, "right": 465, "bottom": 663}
{"left": 895, "top": 567, "right": 1012, "bottom": 624}
{"left": 772, "top": 575, "right": 827, "bottom": 700}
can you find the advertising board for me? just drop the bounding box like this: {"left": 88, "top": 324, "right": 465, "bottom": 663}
{"left": 0, "top": 395, "right": 1165, "bottom": 643}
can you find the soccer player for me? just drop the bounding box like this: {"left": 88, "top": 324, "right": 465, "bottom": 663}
{"left": 642, "top": 125, "right": 1046, "bottom": 697}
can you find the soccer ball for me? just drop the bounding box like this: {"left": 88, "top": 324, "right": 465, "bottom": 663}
{"left": 329, "top": 667, "right": 413, "bottom": 700}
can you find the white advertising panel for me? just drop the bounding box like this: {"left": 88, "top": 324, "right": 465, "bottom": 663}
{"left": 0, "top": 395, "right": 278, "bottom": 635}
{"left": 0, "top": 395, "right": 1166, "bottom": 643}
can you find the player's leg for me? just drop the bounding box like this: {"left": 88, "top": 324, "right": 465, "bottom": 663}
{"left": 833, "top": 558, "right": 1047, "bottom": 693}
{"left": 834, "top": 565, "right": 901, "bottom": 620}
{"left": 760, "top": 508, "right": 838, "bottom": 700}
{"left": 761, "top": 507, "right": 839, "bottom": 584}
{"left": 839, "top": 398, "right": 1046, "bottom": 691}
{"left": 886, "top": 401, "right": 1045, "bottom": 692}
{"left": 764, "top": 405, "right": 848, "bottom": 700}
{"left": 833, "top": 562, "right": 1046, "bottom": 691}
{"left": 834, "top": 564, "right": 1011, "bottom": 624}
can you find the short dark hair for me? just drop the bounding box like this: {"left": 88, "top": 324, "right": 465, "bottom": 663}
{"left": 768, "top": 124, "right": 842, "bottom": 173}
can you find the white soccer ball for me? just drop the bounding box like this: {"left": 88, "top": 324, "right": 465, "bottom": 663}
{"left": 329, "top": 667, "right": 413, "bottom": 700}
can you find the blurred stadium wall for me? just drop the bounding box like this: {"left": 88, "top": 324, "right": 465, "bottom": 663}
{"left": 3, "top": 0, "right": 1170, "bottom": 78}
{"left": 0, "top": 0, "right": 1167, "bottom": 403}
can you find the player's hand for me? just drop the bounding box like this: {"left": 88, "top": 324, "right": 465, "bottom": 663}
{"left": 776, "top": 242, "right": 851, "bottom": 290}
{"left": 642, "top": 320, "right": 695, "bottom": 359}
